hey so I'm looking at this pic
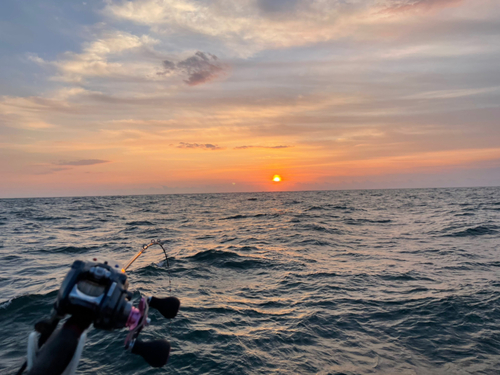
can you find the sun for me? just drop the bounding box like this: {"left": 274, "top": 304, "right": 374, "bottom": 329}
{"left": 273, "top": 175, "right": 282, "bottom": 182}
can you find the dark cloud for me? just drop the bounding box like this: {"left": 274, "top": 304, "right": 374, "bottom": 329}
{"left": 162, "top": 60, "right": 176, "bottom": 70}
{"left": 160, "top": 52, "right": 228, "bottom": 86}
{"left": 234, "top": 145, "right": 291, "bottom": 149}
{"left": 176, "top": 142, "right": 224, "bottom": 150}
{"left": 56, "top": 159, "right": 109, "bottom": 166}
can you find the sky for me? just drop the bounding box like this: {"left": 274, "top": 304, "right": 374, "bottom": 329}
{"left": 1, "top": 0, "right": 499, "bottom": 198}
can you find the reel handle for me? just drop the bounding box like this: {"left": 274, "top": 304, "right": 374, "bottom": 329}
{"left": 131, "top": 339, "right": 171, "bottom": 367}
{"left": 149, "top": 296, "right": 180, "bottom": 319}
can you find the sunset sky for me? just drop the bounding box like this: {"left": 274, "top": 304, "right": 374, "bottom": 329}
{"left": 1, "top": 0, "right": 499, "bottom": 198}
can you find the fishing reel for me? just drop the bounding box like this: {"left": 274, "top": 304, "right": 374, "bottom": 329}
{"left": 19, "top": 240, "right": 180, "bottom": 375}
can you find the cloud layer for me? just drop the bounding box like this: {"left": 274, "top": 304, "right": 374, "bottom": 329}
{"left": 56, "top": 159, "right": 110, "bottom": 166}
{"left": 104, "top": 0, "right": 467, "bottom": 55}
{"left": 382, "top": 0, "right": 463, "bottom": 14}
{"left": 234, "top": 145, "right": 291, "bottom": 150}
{"left": 176, "top": 142, "right": 224, "bottom": 150}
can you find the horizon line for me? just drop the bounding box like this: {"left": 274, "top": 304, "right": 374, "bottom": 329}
{"left": 1, "top": 184, "right": 499, "bottom": 200}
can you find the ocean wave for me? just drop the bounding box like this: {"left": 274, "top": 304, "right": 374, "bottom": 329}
{"left": 132, "top": 262, "right": 178, "bottom": 276}
{"left": 90, "top": 218, "right": 110, "bottom": 223}
{"left": 344, "top": 218, "right": 392, "bottom": 225}
{"left": 219, "top": 236, "right": 237, "bottom": 243}
{"left": 306, "top": 205, "right": 326, "bottom": 211}
{"left": 252, "top": 213, "right": 280, "bottom": 218}
{"left": 126, "top": 220, "right": 155, "bottom": 226}
{"left": 54, "top": 225, "right": 95, "bottom": 231}
{"left": 0, "top": 298, "right": 12, "bottom": 309}
{"left": 235, "top": 246, "right": 259, "bottom": 252}
{"left": 196, "top": 234, "right": 216, "bottom": 240}
{"left": 0, "top": 291, "right": 58, "bottom": 315}
{"left": 304, "top": 271, "right": 338, "bottom": 278}
{"left": 41, "top": 245, "right": 98, "bottom": 254}
{"left": 219, "top": 214, "right": 249, "bottom": 220}
{"left": 307, "top": 204, "right": 355, "bottom": 211}
{"left": 188, "top": 249, "right": 270, "bottom": 269}
{"left": 189, "top": 249, "right": 241, "bottom": 261}
{"left": 378, "top": 271, "right": 431, "bottom": 282}
{"left": 33, "top": 216, "right": 71, "bottom": 221}
{"left": 446, "top": 225, "right": 498, "bottom": 237}
{"left": 295, "top": 238, "right": 332, "bottom": 246}
{"left": 221, "top": 258, "right": 271, "bottom": 270}
{"left": 300, "top": 223, "right": 342, "bottom": 234}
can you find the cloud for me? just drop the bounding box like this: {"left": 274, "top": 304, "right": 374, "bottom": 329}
{"left": 176, "top": 142, "right": 224, "bottom": 150}
{"left": 234, "top": 145, "right": 291, "bottom": 149}
{"left": 29, "top": 31, "right": 159, "bottom": 83}
{"left": 177, "top": 52, "right": 226, "bottom": 86}
{"left": 56, "top": 159, "right": 109, "bottom": 166}
{"left": 382, "top": 0, "right": 463, "bottom": 14}
{"left": 103, "top": 0, "right": 365, "bottom": 56}
{"left": 29, "top": 31, "right": 227, "bottom": 87}
{"left": 103, "top": 0, "right": 468, "bottom": 56}
{"left": 160, "top": 51, "right": 228, "bottom": 85}
{"left": 162, "top": 60, "right": 176, "bottom": 71}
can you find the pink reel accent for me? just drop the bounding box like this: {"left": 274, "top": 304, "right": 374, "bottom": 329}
{"left": 126, "top": 306, "right": 142, "bottom": 330}
{"left": 125, "top": 297, "right": 149, "bottom": 348}
{"left": 126, "top": 297, "right": 148, "bottom": 330}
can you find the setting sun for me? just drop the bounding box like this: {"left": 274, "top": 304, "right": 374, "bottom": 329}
{"left": 273, "top": 175, "right": 282, "bottom": 182}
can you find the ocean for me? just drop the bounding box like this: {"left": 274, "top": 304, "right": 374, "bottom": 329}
{"left": 0, "top": 187, "right": 499, "bottom": 374}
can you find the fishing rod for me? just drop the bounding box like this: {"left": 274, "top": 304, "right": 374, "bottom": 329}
{"left": 122, "top": 239, "right": 168, "bottom": 272}
{"left": 16, "top": 239, "right": 180, "bottom": 375}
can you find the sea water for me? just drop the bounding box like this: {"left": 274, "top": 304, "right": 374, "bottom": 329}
{"left": 1, "top": 188, "right": 499, "bottom": 374}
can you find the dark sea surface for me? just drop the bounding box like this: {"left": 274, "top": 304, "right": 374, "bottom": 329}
{"left": 1, "top": 188, "right": 499, "bottom": 374}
